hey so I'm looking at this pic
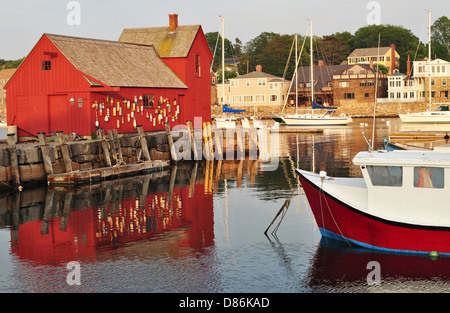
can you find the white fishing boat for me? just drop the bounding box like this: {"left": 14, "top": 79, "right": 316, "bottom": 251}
{"left": 297, "top": 144, "right": 450, "bottom": 255}
{"left": 399, "top": 10, "right": 450, "bottom": 124}
{"left": 275, "top": 20, "right": 352, "bottom": 126}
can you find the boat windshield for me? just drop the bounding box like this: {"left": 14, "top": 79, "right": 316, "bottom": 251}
{"left": 367, "top": 166, "right": 403, "bottom": 187}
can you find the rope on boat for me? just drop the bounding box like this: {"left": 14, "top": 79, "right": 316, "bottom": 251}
{"left": 319, "top": 175, "right": 352, "bottom": 247}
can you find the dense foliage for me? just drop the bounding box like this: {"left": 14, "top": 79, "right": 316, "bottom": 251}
{"left": 206, "top": 16, "right": 450, "bottom": 79}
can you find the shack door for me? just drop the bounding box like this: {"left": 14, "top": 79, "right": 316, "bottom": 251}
{"left": 48, "top": 95, "right": 73, "bottom": 134}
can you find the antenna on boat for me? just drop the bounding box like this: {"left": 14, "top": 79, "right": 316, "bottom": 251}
{"left": 371, "top": 33, "right": 381, "bottom": 151}
{"left": 362, "top": 131, "right": 373, "bottom": 151}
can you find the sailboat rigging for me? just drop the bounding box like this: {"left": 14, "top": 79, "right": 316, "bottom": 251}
{"left": 274, "top": 20, "right": 352, "bottom": 126}
{"left": 213, "top": 15, "right": 263, "bottom": 129}
{"left": 399, "top": 9, "right": 450, "bottom": 124}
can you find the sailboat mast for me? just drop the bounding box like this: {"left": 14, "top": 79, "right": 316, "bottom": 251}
{"left": 295, "top": 33, "right": 298, "bottom": 115}
{"left": 222, "top": 15, "right": 225, "bottom": 106}
{"left": 310, "top": 20, "right": 314, "bottom": 113}
{"left": 428, "top": 9, "right": 432, "bottom": 111}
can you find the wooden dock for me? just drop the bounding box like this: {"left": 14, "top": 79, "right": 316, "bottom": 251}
{"left": 1, "top": 120, "right": 276, "bottom": 190}
{"left": 47, "top": 160, "right": 170, "bottom": 186}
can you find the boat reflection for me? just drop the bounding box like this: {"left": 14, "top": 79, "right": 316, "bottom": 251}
{"left": 306, "top": 237, "right": 450, "bottom": 292}
{"left": 3, "top": 162, "right": 217, "bottom": 265}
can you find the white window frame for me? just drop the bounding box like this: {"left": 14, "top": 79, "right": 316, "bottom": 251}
{"left": 232, "top": 95, "right": 242, "bottom": 103}
{"left": 243, "top": 95, "right": 253, "bottom": 103}
{"left": 257, "top": 79, "right": 266, "bottom": 87}
{"left": 269, "top": 82, "right": 279, "bottom": 90}
{"left": 255, "top": 94, "right": 265, "bottom": 102}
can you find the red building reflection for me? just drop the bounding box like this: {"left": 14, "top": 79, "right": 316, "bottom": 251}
{"left": 7, "top": 162, "right": 214, "bottom": 265}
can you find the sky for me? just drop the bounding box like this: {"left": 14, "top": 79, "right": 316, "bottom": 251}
{"left": 0, "top": 0, "right": 448, "bottom": 60}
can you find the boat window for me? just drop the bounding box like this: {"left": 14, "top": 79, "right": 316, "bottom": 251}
{"left": 367, "top": 166, "right": 402, "bottom": 187}
{"left": 414, "top": 167, "right": 444, "bottom": 188}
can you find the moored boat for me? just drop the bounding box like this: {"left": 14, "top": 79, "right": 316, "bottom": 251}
{"left": 297, "top": 145, "right": 450, "bottom": 255}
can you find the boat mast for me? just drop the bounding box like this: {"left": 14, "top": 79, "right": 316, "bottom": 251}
{"left": 428, "top": 9, "right": 432, "bottom": 111}
{"left": 221, "top": 15, "right": 225, "bottom": 107}
{"left": 295, "top": 33, "right": 298, "bottom": 115}
{"left": 310, "top": 20, "right": 314, "bottom": 114}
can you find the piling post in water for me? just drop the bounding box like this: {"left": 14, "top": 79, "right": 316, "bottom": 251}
{"left": 137, "top": 125, "right": 151, "bottom": 161}
{"left": 235, "top": 120, "right": 244, "bottom": 160}
{"left": 165, "top": 122, "right": 177, "bottom": 163}
{"left": 98, "top": 128, "right": 112, "bottom": 167}
{"left": 186, "top": 120, "right": 199, "bottom": 161}
{"left": 202, "top": 122, "right": 211, "bottom": 160}
{"left": 107, "top": 130, "right": 119, "bottom": 164}
{"left": 38, "top": 132, "right": 54, "bottom": 177}
{"left": 7, "top": 133, "right": 21, "bottom": 190}
{"left": 56, "top": 131, "right": 73, "bottom": 173}
{"left": 212, "top": 120, "right": 223, "bottom": 160}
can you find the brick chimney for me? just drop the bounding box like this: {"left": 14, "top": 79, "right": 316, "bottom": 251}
{"left": 169, "top": 14, "right": 178, "bottom": 31}
{"left": 390, "top": 44, "right": 396, "bottom": 74}
{"left": 407, "top": 54, "right": 411, "bottom": 77}
{"left": 256, "top": 64, "right": 262, "bottom": 72}
{"left": 370, "top": 59, "right": 373, "bottom": 69}
{"left": 318, "top": 60, "right": 325, "bottom": 67}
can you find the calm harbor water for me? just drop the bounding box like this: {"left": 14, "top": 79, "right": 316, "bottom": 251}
{"left": 1, "top": 118, "right": 450, "bottom": 294}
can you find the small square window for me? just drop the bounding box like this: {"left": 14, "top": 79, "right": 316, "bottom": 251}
{"left": 42, "top": 61, "right": 51, "bottom": 70}
{"left": 143, "top": 94, "right": 154, "bottom": 108}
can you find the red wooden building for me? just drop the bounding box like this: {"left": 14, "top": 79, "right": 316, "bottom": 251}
{"left": 5, "top": 14, "right": 212, "bottom": 137}
{"left": 119, "top": 14, "right": 213, "bottom": 124}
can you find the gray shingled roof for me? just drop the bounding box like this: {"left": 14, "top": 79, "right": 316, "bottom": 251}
{"left": 118, "top": 25, "right": 201, "bottom": 58}
{"left": 232, "top": 71, "right": 289, "bottom": 82}
{"left": 46, "top": 34, "right": 187, "bottom": 89}
{"left": 348, "top": 47, "right": 391, "bottom": 58}
{"left": 292, "top": 65, "right": 350, "bottom": 92}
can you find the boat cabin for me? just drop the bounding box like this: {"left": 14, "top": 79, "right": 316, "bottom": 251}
{"left": 353, "top": 147, "right": 450, "bottom": 227}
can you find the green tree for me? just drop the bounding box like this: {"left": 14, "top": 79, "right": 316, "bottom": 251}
{"left": 205, "top": 32, "right": 236, "bottom": 72}
{"left": 317, "top": 34, "right": 351, "bottom": 65}
{"left": 431, "top": 16, "right": 450, "bottom": 61}
{"left": 353, "top": 24, "right": 421, "bottom": 73}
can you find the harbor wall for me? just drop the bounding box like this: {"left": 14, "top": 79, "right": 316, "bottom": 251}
{"left": 0, "top": 130, "right": 171, "bottom": 188}
{"left": 212, "top": 101, "right": 438, "bottom": 118}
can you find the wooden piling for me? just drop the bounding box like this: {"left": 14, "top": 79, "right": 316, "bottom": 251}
{"left": 7, "top": 133, "right": 21, "bottom": 190}
{"left": 98, "top": 128, "right": 112, "bottom": 167}
{"left": 212, "top": 121, "right": 223, "bottom": 160}
{"left": 113, "top": 129, "right": 124, "bottom": 162}
{"left": 137, "top": 125, "right": 151, "bottom": 161}
{"left": 165, "top": 122, "right": 177, "bottom": 162}
{"left": 56, "top": 131, "right": 73, "bottom": 173}
{"left": 38, "top": 132, "right": 54, "bottom": 176}
{"left": 187, "top": 120, "right": 199, "bottom": 161}
{"left": 235, "top": 120, "right": 244, "bottom": 159}
{"left": 202, "top": 122, "right": 211, "bottom": 160}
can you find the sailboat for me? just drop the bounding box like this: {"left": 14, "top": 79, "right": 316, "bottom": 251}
{"left": 213, "top": 15, "right": 263, "bottom": 129}
{"left": 274, "top": 20, "right": 352, "bottom": 126}
{"left": 399, "top": 10, "right": 450, "bottom": 123}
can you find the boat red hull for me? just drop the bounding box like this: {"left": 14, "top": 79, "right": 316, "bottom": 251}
{"left": 298, "top": 172, "right": 450, "bottom": 255}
